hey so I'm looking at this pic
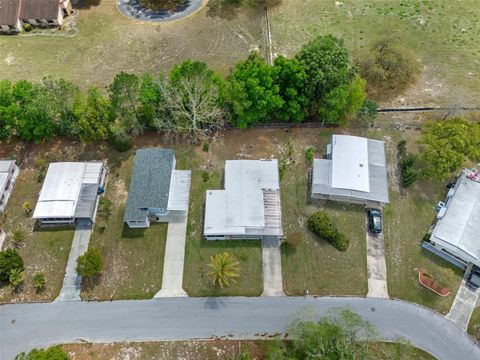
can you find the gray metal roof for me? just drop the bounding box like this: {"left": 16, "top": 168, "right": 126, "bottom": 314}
{"left": 430, "top": 170, "right": 480, "bottom": 266}
{"left": 312, "top": 135, "right": 389, "bottom": 204}
{"left": 124, "top": 148, "right": 175, "bottom": 223}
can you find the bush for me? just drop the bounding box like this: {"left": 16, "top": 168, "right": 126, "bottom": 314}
{"left": 202, "top": 171, "right": 210, "bottom": 183}
{"left": 307, "top": 211, "right": 349, "bottom": 251}
{"left": 202, "top": 142, "right": 209, "bottom": 152}
{"left": 98, "top": 197, "right": 112, "bottom": 219}
{"left": 109, "top": 135, "right": 133, "bottom": 152}
{"left": 0, "top": 248, "right": 24, "bottom": 282}
{"left": 305, "top": 146, "right": 316, "bottom": 166}
{"left": 22, "top": 201, "right": 32, "bottom": 215}
{"left": 32, "top": 271, "right": 46, "bottom": 291}
{"left": 23, "top": 23, "right": 33, "bottom": 32}
{"left": 14, "top": 345, "right": 69, "bottom": 360}
{"left": 9, "top": 268, "right": 24, "bottom": 288}
{"left": 76, "top": 248, "right": 103, "bottom": 281}
{"left": 397, "top": 139, "right": 407, "bottom": 158}
{"left": 12, "top": 229, "right": 25, "bottom": 248}
{"left": 357, "top": 99, "right": 378, "bottom": 124}
{"left": 399, "top": 154, "right": 418, "bottom": 188}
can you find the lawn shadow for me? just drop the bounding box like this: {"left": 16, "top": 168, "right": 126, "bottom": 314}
{"left": 121, "top": 224, "right": 147, "bottom": 238}
{"left": 73, "top": 0, "right": 101, "bottom": 9}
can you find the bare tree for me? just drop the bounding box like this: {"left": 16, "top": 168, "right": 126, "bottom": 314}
{"left": 164, "top": 68, "right": 225, "bottom": 143}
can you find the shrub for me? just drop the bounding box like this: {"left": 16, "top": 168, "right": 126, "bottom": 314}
{"left": 305, "top": 146, "right": 316, "bottom": 166}
{"left": 357, "top": 99, "right": 378, "bottom": 124}
{"left": 399, "top": 154, "right": 418, "bottom": 188}
{"left": 22, "top": 201, "right": 32, "bottom": 215}
{"left": 12, "top": 229, "right": 25, "bottom": 248}
{"left": 202, "top": 142, "right": 209, "bottom": 152}
{"left": 23, "top": 23, "right": 33, "bottom": 32}
{"left": 202, "top": 171, "right": 210, "bottom": 183}
{"left": 397, "top": 139, "right": 407, "bottom": 158}
{"left": 109, "top": 135, "right": 133, "bottom": 152}
{"left": 14, "top": 345, "right": 69, "bottom": 360}
{"left": 0, "top": 248, "right": 24, "bottom": 282}
{"left": 307, "top": 211, "right": 349, "bottom": 251}
{"left": 76, "top": 248, "right": 103, "bottom": 282}
{"left": 98, "top": 197, "right": 112, "bottom": 219}
{"left": 9, "top": 268, "right": 24, "bottom": 288}
{"left": 32, "top": 271, "right": 46, "bottom": 291}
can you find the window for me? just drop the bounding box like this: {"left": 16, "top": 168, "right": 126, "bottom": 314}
{"left": 47, "top": 20, "right": 54, "bottom": 24}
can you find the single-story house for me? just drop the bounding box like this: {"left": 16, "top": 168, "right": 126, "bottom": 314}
{"left": 0, "top": 0, "right": 72, "bottom": 33}
{"left": 32, "top": 162, "right": 106, "bottom": 224}
{"left": 423, "top": 169, "right": 480, "bottom": 269}
{"left": 311, "top": 134, "right": 389, "bottom": 207}
{"left": 124, "top": 148, "right": 191, "bottom": 229}
{"left": 0, "top": 160, "right": 20, "bottom": 212}
{"left": 0, "top": 0, "right": 22, "bottom": 33}
{"left": 204, "top": 159, "right": 283, "bottom": 240}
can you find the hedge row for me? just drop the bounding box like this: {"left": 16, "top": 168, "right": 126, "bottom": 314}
{"left": 307, "top": 211, "right": 349, "bottom": 251}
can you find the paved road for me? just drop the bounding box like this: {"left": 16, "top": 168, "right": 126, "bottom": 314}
{"left": 55, "top": 221, "right": 92, "bottom": 302}
{"left": 155, "top": 217, "right": 188, "bottom": 298}
{"left": 261, "top": 236, "right": 285, "bottom": 296}
{"left": 1, "top": 297, "right": 479, "bottom": 360}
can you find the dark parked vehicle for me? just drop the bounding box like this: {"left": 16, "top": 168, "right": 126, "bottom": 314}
{"left": 467, "top": 266, "right": 480, "bottom": 290}
{"left": 368, "top": 208, "right": 382, "bottom": 234}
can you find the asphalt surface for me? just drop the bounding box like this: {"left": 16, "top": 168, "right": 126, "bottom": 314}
{"left": 1, "top": 297, "right": 479, "bottom": 360}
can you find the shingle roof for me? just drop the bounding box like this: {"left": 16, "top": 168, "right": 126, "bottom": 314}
{"left": 124, "top": 148, "right": 175, "bottom": 223}
{"left": 0, "top": 0, "right": 21, "bottom": 26}
{"left": 20, "top": 0, "right": 59, "bottom": 20}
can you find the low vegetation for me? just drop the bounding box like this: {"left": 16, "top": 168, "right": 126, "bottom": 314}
{"left": 14, "top": 345, "right": 68, "bottom": 360}
{"left": 307, "top": 211, "right": 349, "bottom": 251}
{"left": 208, "top": 252, "right": 241, "bottom": 288}
{"left": 76, "top": 248, "right": 103, "bottom": 285}
{"left": 0, "top": 248, "right": 24, "bottom": 284}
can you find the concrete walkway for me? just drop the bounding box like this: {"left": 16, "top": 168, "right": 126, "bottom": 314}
{"left": 366, "top": 217, "right": 389, "bottom": 298}
{"left": 154, "top": 217, "right": 188, "bottom": 298}
{"left": 261, "top": 236, "right": 285, "bottom": 296}
{"left": 446, "top": 266, "right": 480, "bottom": 330}
{"left": 2, "top": 297, "right": 480, "bottom": 360}
{"left": 55, "top": 220, "right": 92, "bottom": 302}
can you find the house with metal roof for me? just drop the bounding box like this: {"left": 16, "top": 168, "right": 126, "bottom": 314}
{"left": 0, "top": 160, "right": 20, "bottom": 212}
{"left": 423, "top": 169, "right": 480, "bottom": 269}
{"left": 0, "top": 0, "right": 22, "bottom": 33}
{"left": 204, "top": 159, "right": 283, "bottom": 240}
{"left": 124, "top": 148, "right": 191, "bottom": 228}
{"left": 32, "top": 162, "right": 106, "bottom": 224}
{"left": 311, "top": 135, "right": 389, "bottom": 207}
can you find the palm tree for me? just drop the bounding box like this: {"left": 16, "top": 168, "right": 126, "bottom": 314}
{"left": 207, "top": 252, "right": 240, "bottom": 288}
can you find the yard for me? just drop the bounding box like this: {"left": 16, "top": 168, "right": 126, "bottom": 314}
{"left": 270, "top": 0, "right": 480, "bottom": 107}
{"left": 369, "top": 116, "right": 463, "bottom": 314}
{"left": 468, "top": 307, "right": 480, "bottom": 343}
{"left": 0, "top": 144, "right": 75, "bottom": 303}
{"left": 0, "top": 0, "right": 263, "bottom": 89}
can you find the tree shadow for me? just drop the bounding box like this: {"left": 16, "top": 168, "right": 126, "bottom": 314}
{"left": 73, "top": 0, "right": 102, "bottom": 10}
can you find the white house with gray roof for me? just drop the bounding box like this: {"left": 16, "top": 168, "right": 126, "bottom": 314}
{"left": 0, "top": 160, "right": 19, "bottom": 212}
{"left": 311, "top": 135, "right": 389, "bottom": 207}
{"left": 33, "top": 162, "right": 106, "bottom": 224}
{"left": 204, "top": 159, "right": 283, "bottom": 240}
{"left": 423, "top": 169, "right": 480, "bottom": 269}
{"left": 124, "top": 148, "right": 191, "bottom": 229}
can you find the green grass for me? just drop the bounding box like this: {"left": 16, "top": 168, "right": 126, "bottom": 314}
{"left": 180, "top": 147, "right": 263, "bottom": 297}
{"left": 468, "top": 307, "right": 480, "bottom": 344}
{"left": 0, "top": 168, "right": 73, "bottom": 302}
{"left": 280, "top": 142, "right": 368, "bottom": 296}
{"left": 270, "top": 0, "right": 480, "bottom": 106}
{"left": 372, "top": 120, "right": 463, "bottom": 314}
{"left": 82, "top": 154, "right": 168, "bottom": 300}
{"left": 0, "top": 1, "right": 263, "bottom": 89}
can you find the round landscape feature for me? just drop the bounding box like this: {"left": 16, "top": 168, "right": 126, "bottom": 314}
{"left": 117, "top": 0, "right": 206, "bottom": 22}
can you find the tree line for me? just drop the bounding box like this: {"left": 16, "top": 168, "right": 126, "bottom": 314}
{"left": 0, "top": 35, "right": 375, "bottom": 149}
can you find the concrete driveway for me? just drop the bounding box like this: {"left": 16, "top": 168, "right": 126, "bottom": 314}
{"left": 447, "top": 266, "right": 480, "bottom": 330}
{"left": 366, "top": 215, "right": 389, "bottom": 298}
{"left": 55, "top": 220, "right": 92, "bottom": 302}
{"left": 2, "top": 297, "right": 479, "bottom": 360}
{"left": 155, "top": 217, "right": 188, "bottom": 298}
{"left": 261, "top": 236, "right": 285, "bottom": 296}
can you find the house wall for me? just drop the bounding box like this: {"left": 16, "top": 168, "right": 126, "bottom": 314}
{"left": 0, "top": 19, "right": 22, "bottom": 33}
{"left": 311, "top": 193, "right": 383, "bottom": 208}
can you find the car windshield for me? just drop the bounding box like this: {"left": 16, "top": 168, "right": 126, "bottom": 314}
{"left": 373, "top": 216, "right": 381, "bottom": 228}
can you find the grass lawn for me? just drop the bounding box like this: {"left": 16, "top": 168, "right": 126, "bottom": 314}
{"left": 0, "top": 1, "right": 263, "bottom": 89}
{"left": 81, "top": 152, "right": 168, "bottom": 300}
{"left": 370, "top": 120, "right": 463, "bottom": 314}
{"left": 61, "top": 340, "right": 434, "bottom": 359}
{"left": 280, "top": 130, "right": 368, "bottom": 295}
{"left": 468, "top": 307, "right": 480, "bottom": 344}
{"left": 270, "top": 0, "right": 480, "bottom": 107}
{"left": 180, "top": 146, "right": 263, "bottom": 297}
{"left": 0, "top": 166, "right": 73, "bottom": 303}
